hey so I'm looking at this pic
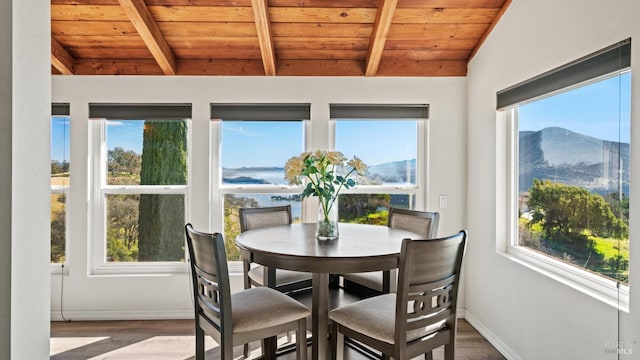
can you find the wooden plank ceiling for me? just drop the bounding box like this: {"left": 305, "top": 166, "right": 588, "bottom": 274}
{"left": 51, "top": 0, "right": 511, "bottom": 76}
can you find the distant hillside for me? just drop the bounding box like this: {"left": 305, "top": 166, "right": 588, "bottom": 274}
{"left": 519, "top": 127, "right": 629, "bottom": 196}
{"left": 368, "top": 159, "right": 416, "bottom": 184}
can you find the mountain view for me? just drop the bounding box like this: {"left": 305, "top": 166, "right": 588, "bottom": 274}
{"left": 223, "top": 159, "right": 418, "bottom": 186}
{"left": 519, "top": 127, "right": 630, "bottom": 196}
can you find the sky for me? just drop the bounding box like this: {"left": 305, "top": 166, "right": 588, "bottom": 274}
{"left": 51, "top": 117, "right": 70, "bottom": 163}
{"left": 519, "top": 72, "right": 631, "bottom": 143}
{"left": 106, "top": 120, "right": 145, "bottom": 154}
{"left": 51, "top": 72, "right": 632, "bottom": 163}
{"left": 221, "top": 120, "right": 418, "bottom": 168}
{"left": 221, "top": 121, "right": 304, "bottom": 168}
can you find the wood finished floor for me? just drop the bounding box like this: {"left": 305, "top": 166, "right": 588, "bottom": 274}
{"left": 50, "top": 318, "right": 506, "bottom": 360}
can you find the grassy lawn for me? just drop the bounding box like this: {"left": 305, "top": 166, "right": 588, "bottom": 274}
{"left": 519, "top": 216, "right": 629, "bottom": 283}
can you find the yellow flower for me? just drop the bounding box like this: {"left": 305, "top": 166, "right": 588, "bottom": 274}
{"left": 347, "top": 156, "right": 367, "bottom": 175}
{"left": 325, "top": 151, "right": 346, "bottom": 165}
{"left": 284, "top": 155, "right": 304, "bottom": 185}
{"left": 312, "top": 149, "right": 324, "bottom": 160}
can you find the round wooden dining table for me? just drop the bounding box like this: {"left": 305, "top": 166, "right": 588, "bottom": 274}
{"left": 235, "top": 222, "right": 422, "bottom": 360}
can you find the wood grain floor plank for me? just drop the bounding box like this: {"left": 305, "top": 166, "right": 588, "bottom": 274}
{"left": 51, "top": 318, "right": 506, "bottom": 360}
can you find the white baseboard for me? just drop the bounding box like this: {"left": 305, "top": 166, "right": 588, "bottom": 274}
{"left": 50, "top": 310, "right": 194, "bottom": 322}
{"left": 463, "top": 310, "right": 522, "bottom": 360}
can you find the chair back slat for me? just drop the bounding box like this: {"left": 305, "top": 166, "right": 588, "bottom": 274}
{"left": 395, "top": 231, "right": 467, "bottom": 348}
{"left": 388, "top": 207, "right": 439, "bottom": 239}
{"left": 185, "top": 224, "right": 233, "bottom": 337}
{"left": 407, "top": 309, "right": 451, "bottom": 332}
{"left": 407, "top": 275, "right": 455, "bottom": 320}
{"left": 194, "top": 267, "right": 223, "bottom": 327}
{"left": 239, "top": 205, "right": 292, "bottom": 232}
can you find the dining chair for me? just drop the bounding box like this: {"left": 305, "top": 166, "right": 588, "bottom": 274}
{"left": 185, "top": 224, "right": 310, "bottom": 360}
{"left": 239, "top": 205, "right": 312, "bottom": 293}
{"left": 329, "top": 230, "right": 467, "bottom": 360}
{"left": 341, "top": 207, "right": 440, "bottom": 294}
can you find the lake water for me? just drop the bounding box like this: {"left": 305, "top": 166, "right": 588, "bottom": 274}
{"left": 224, "top": 168, "right": 413, "bottom": 221}
{"left": 223, "top": 168, "right": 302, "bottom": 219}
{"left": 251, "top": 193, "right": 303, "bottom": 221}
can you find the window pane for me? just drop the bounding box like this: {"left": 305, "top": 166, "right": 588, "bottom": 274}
{"left": 51, "top": 116, "right": 69, "bottom": 263}
{"left": 517, "top": 73, "right": 631, "bottom": 284}
{"left": 338, "top": 194, "right": 415, "bottom": 225}
{"left": 221, "top": 121, "right": 304, "bottom": 185}
{"left": 106, "top": 194, "right": 185, "bottom": 262}
{"left": 223, "top": 193, "right": 302, "bottom": 261}
{"left": 106, "top": 120, "right": 188, "bottom": 185}
{"left": 50, "top": 194, "right": 66, "bottom": 263}
{"left": 335, "top": 120, "right": 418, "bottom": 185}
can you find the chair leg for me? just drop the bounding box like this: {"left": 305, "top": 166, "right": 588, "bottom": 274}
{"left": 425, "top": 351, "right": 433, "bottom": 360}
{"left": 331, "top": 322, "right": 344, "bottom": 360}
{"left": 261, "top": 336, "right": 277, "bottom": 360}
{"left": 221, "top": 344, "right": 233, "bottom": 360}
{"left": 296, "top": 318, "right": 307, "bottom": 360}
{"left": 444, "top": 343, "right": 455, "bottom": 360}
{"left": 195, "top": 326, "right": 205, "bottom": 360}
{"left": 243, "top": 343, "right": 250, "bottom": 358}
{"left": 243, "top": 260, "right": 251, "bottom": 290}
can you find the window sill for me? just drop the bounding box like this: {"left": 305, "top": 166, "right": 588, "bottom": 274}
{"left": 502, "top": 245, "right": 629, "bottom": 312}
{"left": 91, "top": 262, "right": 190, "bottom": 276}
{"left": 50, "top": 263, "right": 69, "bottom": 275}
{"left": 88, "top": 261, "right": 244, "bottom": 276}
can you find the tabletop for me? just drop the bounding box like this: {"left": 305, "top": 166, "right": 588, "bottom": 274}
{"left": 235, "top": 222, "right": 423, "bottom": 273}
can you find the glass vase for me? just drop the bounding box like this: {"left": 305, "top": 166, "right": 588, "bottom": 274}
{"left": 316, "top": 201, "right": 339, "bottom": 240}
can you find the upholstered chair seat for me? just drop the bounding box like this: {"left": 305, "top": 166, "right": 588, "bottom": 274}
{"left": 329, "top": 293, "right": 445, "bottom": 344}
{"left": 230, "top": 287, "right": 310, "bottom": 335}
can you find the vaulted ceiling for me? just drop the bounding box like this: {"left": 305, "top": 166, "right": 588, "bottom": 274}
{"left": 51, "top": 0, "right": 510, "bottom": 77}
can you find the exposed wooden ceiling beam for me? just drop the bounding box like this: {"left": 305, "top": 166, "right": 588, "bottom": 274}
{"left": 51, "top": 37, "right": 74, "bottom": 75}
{"left": 251, "top": 0, "right": 276, "bottom": 76}
{"left": 365, "top": 0, "right": 398, "bottom": 76}
{"left": 117, "top": 0, "right": 176, "bottom": 75}
{"left": 468, "top": 0, "right": 512, "bottom": 61}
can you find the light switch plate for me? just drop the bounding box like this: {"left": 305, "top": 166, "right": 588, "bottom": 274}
{"left": 439, "top": 195, "right": 448, "bottom": 208}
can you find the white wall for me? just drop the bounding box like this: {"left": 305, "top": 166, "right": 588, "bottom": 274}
{"left": 3, "top": 0, "right": 52, "bottom": 359}
{"left": 51, "top": 76, "right": 468, "bottom": 319}
{"left": 466, "top": 0, "right": 640, "bottom": 359}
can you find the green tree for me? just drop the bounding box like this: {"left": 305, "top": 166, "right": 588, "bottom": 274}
{"left": 527, "top": 179, "right": 628, "bottom": 241}
{"left": 50, "top": 195, "right": 66, "bottom": 263}
{"left": 137, "top": 120, "right": 188, "bottom": 261}
{"left": 223, "top": 195, "right": 259, "bottom": 261}
{"left": 51, "top": 160, "right": 69, "bottom": 175}
{"left": 107, "top": 194, "right": 140, "bottom": 261}
{"left": 338, "top": 194, "right": 391, "bottom": 222}
{"left": 603, "top": 191, "right": 629, "bottom": 225}
{"left": 108, "top": 146, "right": 141, "bottom": 185}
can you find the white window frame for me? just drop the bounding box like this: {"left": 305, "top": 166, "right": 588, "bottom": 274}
{"left": 504, "top": 103, "right": 629, "bottom": 311}
{"left": 90, "top": 119, "right": 191, "bottom": 275}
